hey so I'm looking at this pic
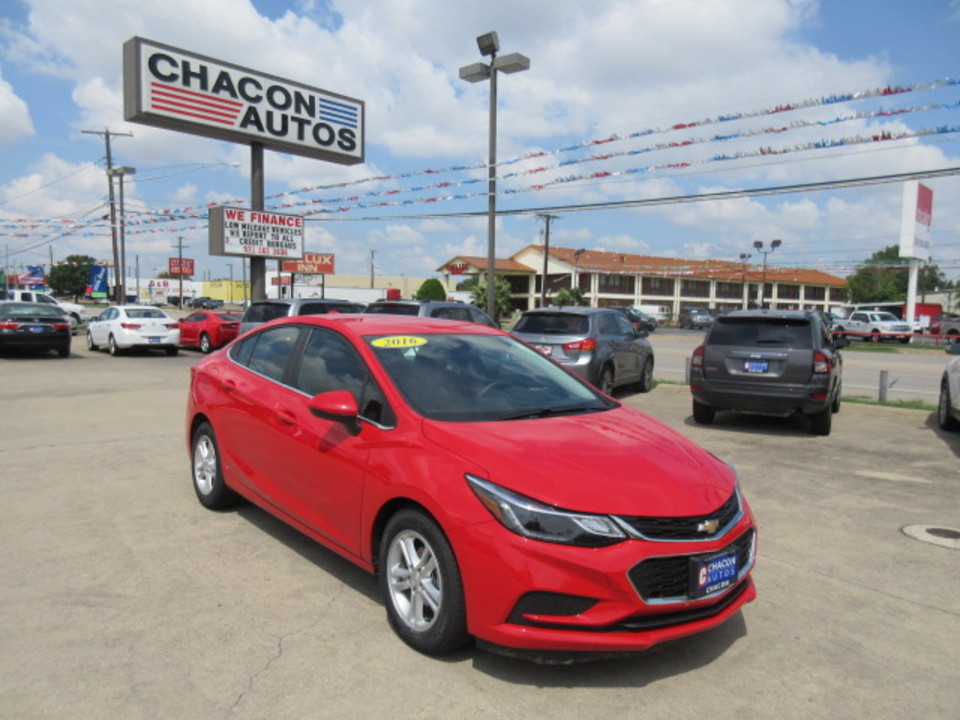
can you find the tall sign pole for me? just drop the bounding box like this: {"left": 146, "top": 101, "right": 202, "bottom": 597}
{"left": 899, "top": 182, "right": 934, "bottom": 328}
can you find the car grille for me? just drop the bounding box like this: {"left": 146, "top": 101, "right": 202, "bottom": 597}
{"left": 628, "top": 528, "right": 755, "bottom": 602}
{"left": 615, "top": 491, "right": 740, "bottom": 540}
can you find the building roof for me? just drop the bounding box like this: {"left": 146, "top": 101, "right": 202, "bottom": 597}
{"left": 514, "top": 245, "right": 846, "bottom": 287}
{"left": 436, "top": 255, "right": 535, "bottom": 275}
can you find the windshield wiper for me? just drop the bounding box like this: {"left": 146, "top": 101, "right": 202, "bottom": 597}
{"left": 497, "top": 404, "right": 605, "bottom": 421}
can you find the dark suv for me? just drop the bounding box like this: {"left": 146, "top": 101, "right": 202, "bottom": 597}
{"left": 511, "top": 307, "right": 654, "bottom": 394}
{"left": 239, "top": 298, "right": 364, "bottom": 336}
{"left": 678, "top": 306, "right": 714, "bottom": 330}
{"left": 363, "top": 300, "right": 496, "bottom": 327}
{"left": 689, "top": 310, "right": 848, "bottom": 435}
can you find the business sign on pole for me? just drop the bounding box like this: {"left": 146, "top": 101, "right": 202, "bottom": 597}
{"left": 88, "top": 264, "right": 109, "bottom": 299}
{"left": 168, "top": 257, "right": 196, "bottom": 276}
{"left": 281, "top": 253, "right": 335, "bottom": 275}
{"left": 898, "top": 181, "right": 934, "bottom": 261}
{"left": 209, "top": 206, "right": 305, "bottom": 259}
{"left": 123, "top": 37, "right": 364, "bottom": 165}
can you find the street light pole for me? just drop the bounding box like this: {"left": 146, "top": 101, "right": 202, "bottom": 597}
{"left": 738, "top": 252, "right": 751, "bottom": 310}
{"left": 752, "top": 239, "right": 782, "bottom": 309}
{"left": 460, "top": 32, "right": 530, "bottom": 321}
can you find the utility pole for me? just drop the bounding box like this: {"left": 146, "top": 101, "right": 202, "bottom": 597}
{"left": 369, "top": 250, "right": 376, "bottom": 289}
{"left": 82, "top": 128, "right": 132, "bottom": 303}
{"left": 537, "top": 213, "right": 560, "bottom": 307}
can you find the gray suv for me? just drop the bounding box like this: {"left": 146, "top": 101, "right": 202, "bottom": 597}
{"left": 512, "top": 307, "right": 654, "bottom": 394}
{"left": 364, "top": 300, "right": 496, "bottom": 327}
{"left": 239, "top": 298, "right": 364, "bottom": 336}
{"left": 689, "top": 309, "right": 848, "bottom": 435}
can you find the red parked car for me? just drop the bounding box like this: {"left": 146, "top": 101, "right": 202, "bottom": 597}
{"left": 187, "top": 315, "right": 756, "bottom": 657}
{"left": 178, "top": 311, "right": 241, "bottom": 353}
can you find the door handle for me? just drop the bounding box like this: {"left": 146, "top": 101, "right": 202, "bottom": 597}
{"left": 277, "top": 409, "right": 297, "bottom": 426}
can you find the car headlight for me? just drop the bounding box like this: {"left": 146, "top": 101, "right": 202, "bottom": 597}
{"left": 466, "top": 475, "right": 626, "bottom": 547}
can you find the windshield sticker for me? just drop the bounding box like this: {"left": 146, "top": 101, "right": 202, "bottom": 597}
{"left": 371, "top": 335, "right": 428, "bottom": 349}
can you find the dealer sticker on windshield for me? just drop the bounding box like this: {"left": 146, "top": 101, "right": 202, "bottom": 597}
{"left": 371, "top": 336, "right": 428, "bottom": 349}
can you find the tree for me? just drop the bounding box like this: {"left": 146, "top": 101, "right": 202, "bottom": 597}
{"left": 846, "top": 245, "right": 950, "bottom": 303}
{"left": 48, "top": 255, "right": 97, "bottom": 300}
{"left": 157, "top": 271, "right": 193, "bottom": 280}
{"left": 413, "top": 277, "right": 447, "bottom": 301}
{"left": 553, "top": 287, "right": 589, "bottom": 306}
{"left": 469, "top": 275, "right": 513, "bottom": 320}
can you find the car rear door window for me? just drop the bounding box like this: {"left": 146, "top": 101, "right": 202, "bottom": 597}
{"left": 245, "top": 326, "right": 302, "bottom": 383}
{"left": 432, "top": 306, "right": 471, "bottom": 322}
{"left": 245, "top": 303, "right": 291, "bottom": 324}
{"left": 515, "top": 313, "right": 589, "bottom": 334}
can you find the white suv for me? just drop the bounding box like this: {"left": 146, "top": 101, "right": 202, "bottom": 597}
{"left": 938, "top": 344, "right": 960, "bottom": 431}
{"left": 0, "top": 289, "right": 87, "bottom": 322}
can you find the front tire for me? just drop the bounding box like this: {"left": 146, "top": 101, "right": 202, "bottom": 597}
{"left": 379, "top": 509, "right": 468, "bottom": 655}
{"left": 86, "top": 332, "right": 99, "bottom": 351}
{"left": 191, "top": 422, "right": 239, "bottom": 509}
{"left": 938, "top": 378, "right": 959, "bottom": 431}
{"left": 635, "top": 357, "right": 654, "bottom": 393}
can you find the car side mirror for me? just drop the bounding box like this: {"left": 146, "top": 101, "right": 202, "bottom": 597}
{"left": 635, "top": 327, "right": 648, "bottom": 339}
{"left": 833, "top": 335, "right": 850, "bottom": 349}
{"left": 308, "top": 390, "right": 362, "bottom": 435}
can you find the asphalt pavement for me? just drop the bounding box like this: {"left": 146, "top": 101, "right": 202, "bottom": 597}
{"left": 1, "top": 340, "right": 958, "bottom": 719}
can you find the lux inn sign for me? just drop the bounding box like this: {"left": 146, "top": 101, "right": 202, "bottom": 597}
{"left": 123, "top": 37, "right": 364, "bottom": 164}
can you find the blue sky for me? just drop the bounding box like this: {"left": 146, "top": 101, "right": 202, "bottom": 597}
{"left": 1, "top": 0, "right": 958, "bottom": 283}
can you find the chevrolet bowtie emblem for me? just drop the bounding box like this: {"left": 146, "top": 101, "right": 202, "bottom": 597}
{"left": 697, "top": 518, "right": 720, "bottom": 534}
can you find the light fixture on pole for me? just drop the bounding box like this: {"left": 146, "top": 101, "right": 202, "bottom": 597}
{"left": 460, "top": 31, "right": 530, "bottom": 320}
{"left": 108, "top": 166, "right": 136, "bottom": 303}
{"left": 752, "top": 239, "right": 781, "bottom": 309}
{"left": 738, "top": 252, "right": 751, "bottom": 309}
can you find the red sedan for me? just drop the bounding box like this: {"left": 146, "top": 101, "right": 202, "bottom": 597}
{"left": 187, "top": 315, "right": 756, "bottom": 657}
{"left": 178, "top": 311, "right": 241, "bottom": 353}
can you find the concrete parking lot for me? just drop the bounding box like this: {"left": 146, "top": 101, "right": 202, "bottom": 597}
{"left": 1, "top": 338, "right": 958, "bottom": 719}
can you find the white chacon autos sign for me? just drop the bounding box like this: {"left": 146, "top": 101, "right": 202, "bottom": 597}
{"left": 123, "top": 36, "right": 364, "bottom": 165}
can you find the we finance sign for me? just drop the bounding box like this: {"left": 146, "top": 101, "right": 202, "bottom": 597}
{"left": 209, "top": 207, "right": 305, "bottom": 259}
{"left": 123, "top": 37, "right": 364, "bottom": 164}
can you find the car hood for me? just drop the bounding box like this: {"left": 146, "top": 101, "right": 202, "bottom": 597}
{"left": 421, "top": 406, "right": 735, "bottom": 516}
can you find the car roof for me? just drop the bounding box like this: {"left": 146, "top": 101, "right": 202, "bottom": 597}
{"left": 520, "top": 306, "right": 611, "bottom": 315}
{"left": 249, "top": 298, "right": 357, "bottom": 306}
{"left": 717, "top": 309, "right": 814, "bottom": 321}
{"left": 368, "top": 300, "right": 462, "bottom": 307}
{"left": 257, "top": 313, "right": 503, "bottom": 339}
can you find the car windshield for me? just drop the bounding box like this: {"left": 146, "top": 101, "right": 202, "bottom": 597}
{"left": 365, "top": 304, "right": 420, "bottom": 316}
{"left": 513, "top": 313, "right": 589, "bottom": 335}
{"left": 868, "top": 312, "right": 899, "bottom": 322}
{"left": 126, "top": 308, "right": 167, "bottom": 319}
{"left": 710, "top": 318, "right": 812, "bottom": 348}
{"left": 366, "top": 333, "right": 613, "bottom": 422}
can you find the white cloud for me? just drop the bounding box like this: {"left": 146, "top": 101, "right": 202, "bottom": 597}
{"left": 0, "top": 69, "right": 34, "bottom": 142}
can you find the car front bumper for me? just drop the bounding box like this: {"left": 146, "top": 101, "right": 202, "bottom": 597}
{"left": 449, "top": 512, "right": 756, "bottom": 652}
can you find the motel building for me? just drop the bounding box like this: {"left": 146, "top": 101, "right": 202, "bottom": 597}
{"left": 438, "top": 245, "right": 847, "bottom": 320}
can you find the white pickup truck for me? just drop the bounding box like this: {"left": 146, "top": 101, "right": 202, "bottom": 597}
{"left": 833, "top": 310, "right": 912, "bottom": 343}
{"left": 0, "top": 289, "right": 88, "bottom": 322}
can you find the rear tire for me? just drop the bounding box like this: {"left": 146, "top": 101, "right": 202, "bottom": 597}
{"left": 810, "top": 407, "right": 832, "bottom": 435}
{"left": 57, "top": 344, "right": 70, "bottom": 358}
{"left": 597, "top": 366, "right": 614, "bottom": 395}
{"left": 166, "top": 346, "right": 179, "bottom": 356}
{"left": 108, "top": 335, "right": 121, "bottom": 356}
{"left": 831, "top": 382, "right": 842, "bottom": 414}
{"left": 379, "top": 509, "right": 468, "bottom": 655}
{"left": 692, "top": 399, "right": 715, "bottom": 424}
{"left": 199, "top": 332, "right": 212, "bottom": 354}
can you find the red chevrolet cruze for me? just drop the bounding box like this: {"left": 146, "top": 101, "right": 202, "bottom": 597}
{"left": 187, "top": 314, "right": 756, "bottom": 657}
